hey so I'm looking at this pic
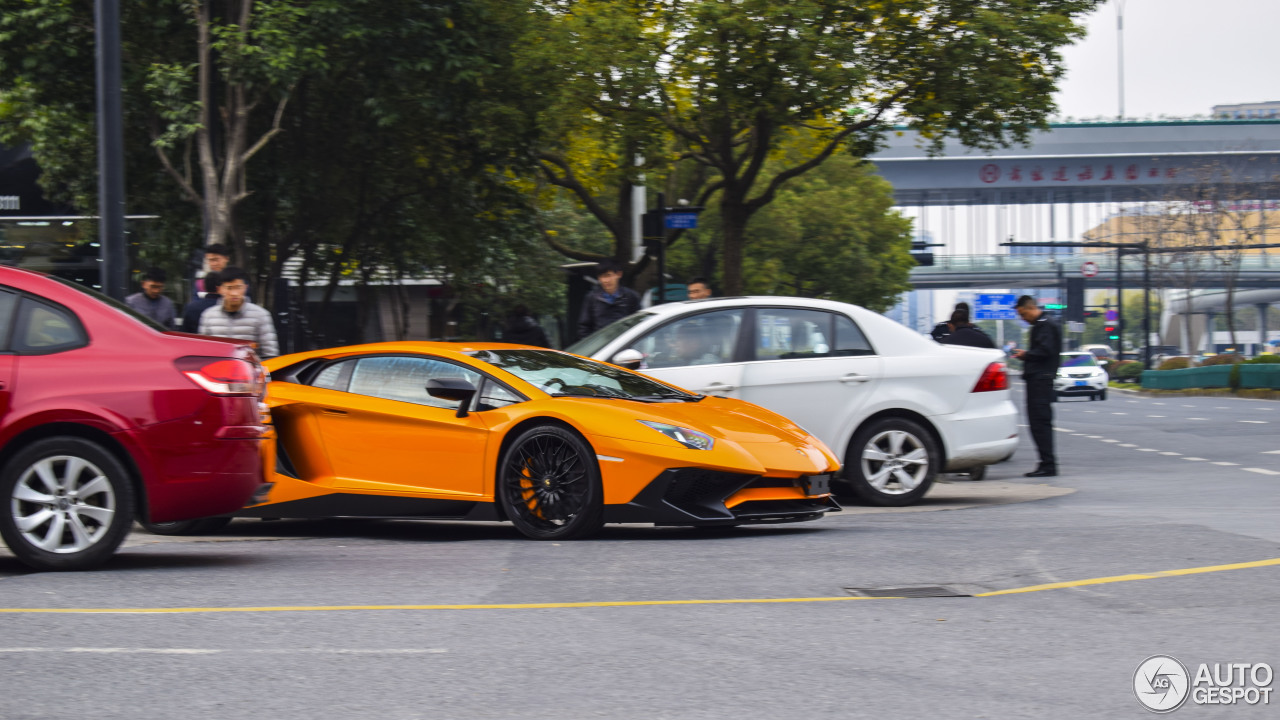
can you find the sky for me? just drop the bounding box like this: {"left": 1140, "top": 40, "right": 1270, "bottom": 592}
{"left": 1053, "top": 0, "right": 1280, "bottom": 120}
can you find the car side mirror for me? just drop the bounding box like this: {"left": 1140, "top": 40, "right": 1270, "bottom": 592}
{"left": 611, "top": 348, "right": 644, "bottom": 370}
{"left": 426, "top": 378, "right": 478, "bottom": 418}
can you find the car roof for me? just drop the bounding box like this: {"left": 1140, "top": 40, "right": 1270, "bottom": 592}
{"left": 641, "top": 296, "right": 870, "bottom": 316}
{"left": 265, "top": 341, "right": 570, "bottom": 369}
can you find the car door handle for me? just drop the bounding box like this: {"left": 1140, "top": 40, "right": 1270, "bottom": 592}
{"left": 321, "top": 408, "right": 348, "bottom": 416}
{"left": 701, "top": 382, "right": 738, "bottom": 393}
{"left": 839, "top": 373, "right": 870, "bottom": 384}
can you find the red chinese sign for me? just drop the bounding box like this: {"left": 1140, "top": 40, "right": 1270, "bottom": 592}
{"left": 979, "top": 163, "right": 1179, "bottom": 185}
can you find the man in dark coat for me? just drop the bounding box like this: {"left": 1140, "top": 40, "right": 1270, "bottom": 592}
{"left": 181, "top": 270, "right": 220, "bottom": 332}
{"left": 503, "top": 305, "right": 551, "bottom": 348}
{"left": 1012, "top": 295, "right": 1063, "bottom": 477}
{"left": 938, "top": 307, "right": 995, "bottom": 349}
{"left": 930, "top": 301, "right": 971, "bottom": 342}
{"left": 577, "top": 260, "right": 641, "bottom": 340}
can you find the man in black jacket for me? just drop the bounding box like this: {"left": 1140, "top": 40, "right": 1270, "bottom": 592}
{"left": 930, "top": 302, "right": 970, "bottom": 342}
{"left": 1012, "top": 295, "right": 1062, "bottom": 477}
{"left": 577, "top": 260, "right": 641, "bottom": 341}
{"left": 938, "top": 307, "right": 995, "bottom": 349}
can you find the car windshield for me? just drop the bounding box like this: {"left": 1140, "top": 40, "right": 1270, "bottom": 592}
{"left": 1060, "top": 353, "right": 1098, "bottom": 368}
{"left": 46, "top": 274, "right": 168, "bottom": 332}
{"left": 467, "top": 348, "right": 698, "bottom": 401}
{"left": 565, "top": 312, "right": 654, "bottom": 357}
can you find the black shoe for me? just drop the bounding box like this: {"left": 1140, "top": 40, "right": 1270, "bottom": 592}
{"left": 1024, "top": 468, "right": 1058, "bottom": 478}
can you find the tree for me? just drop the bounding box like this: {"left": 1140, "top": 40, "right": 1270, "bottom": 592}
{"left": 525, "top": 0, "right": 1102, "bottom": 294}
{"left": 1, "top": 0, "right": 552, "bottom": 321}
{"left": 669, "top": 152, "right": 914, "bottom": 310}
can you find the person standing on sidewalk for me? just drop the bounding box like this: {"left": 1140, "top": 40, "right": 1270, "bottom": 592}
{"left": 1012, "top": 295, "right": 1062, "bottom": 477}
{"left": 198, "top": 267, "right": 279, "bottom": 358}
{"left": 576, "top": 260, "right": 640, "bottom": 341}
{"left": 124, "top": 268, "right": 176, "bottom": 329}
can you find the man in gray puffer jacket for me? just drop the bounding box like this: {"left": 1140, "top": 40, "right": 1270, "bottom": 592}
{"left": 198, "top": 267, "right": 279, "bottom": 358}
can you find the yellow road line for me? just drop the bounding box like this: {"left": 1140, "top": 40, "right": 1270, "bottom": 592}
{"left": 0, "top": 596, "right": 876, "bottom": 614}
{"left": 2, "top": 558, "right": 1276, "bottom": 614}
{"left": 975, "top": 557, "right": 1280, "bottom": 597}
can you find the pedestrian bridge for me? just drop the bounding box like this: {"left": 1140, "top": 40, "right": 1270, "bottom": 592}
{"left": 909, "top": 253, "right": 1280, "bottom": 289}
{"left": 872, "top": 119, "right": 1280, "bottom": 207}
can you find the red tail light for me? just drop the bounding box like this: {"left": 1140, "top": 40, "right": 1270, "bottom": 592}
{"left": 176, "top": 356, "right": 264, "bottom": 397}
{"left": 972, "top": 361, "right": 1009, "bottom": 393}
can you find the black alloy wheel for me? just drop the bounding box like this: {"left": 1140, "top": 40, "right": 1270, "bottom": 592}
{"left": 0, "top": 437, "right": 135, "bottom": 571}
{"left": 498, "top": 425, "right": 604, "bottom": 540}
{"left": 138, "top": 517, "right": 233, "bottom": 536}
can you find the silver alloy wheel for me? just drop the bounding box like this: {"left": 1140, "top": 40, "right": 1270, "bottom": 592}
{"left": 860, "top": 429, "right": 929, "bottom": 495}
{"left": 10, "top": 455, "right": 116, "bottom": 554}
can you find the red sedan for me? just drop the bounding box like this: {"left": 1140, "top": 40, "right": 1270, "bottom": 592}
{"left": 0, "top": 266, "right": 267, "bottom": 570}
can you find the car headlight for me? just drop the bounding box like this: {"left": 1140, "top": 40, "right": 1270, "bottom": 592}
{"left": 637, "top": 421, "right": 715, "bottom": 450}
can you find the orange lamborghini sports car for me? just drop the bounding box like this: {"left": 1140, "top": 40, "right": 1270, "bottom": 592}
{"left": 159, "top": 343, "right": 841, "bottom": 540}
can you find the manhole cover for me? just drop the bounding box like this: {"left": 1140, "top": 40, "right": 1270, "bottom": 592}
{"left": 844, "top": 586, "right": 971, "bottom": 598}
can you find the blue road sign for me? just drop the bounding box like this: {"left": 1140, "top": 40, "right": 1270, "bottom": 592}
{"left": 975, "top": 293, "right": 1018, "bottom": 320}
{"left": 664, "top": 211, "right": 699, "bottom": 229}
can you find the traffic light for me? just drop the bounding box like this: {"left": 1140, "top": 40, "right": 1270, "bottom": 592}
{"left": 1105, "top": 324, "right": 1120, "bottom": 342}
{"left": 1044, "top": 303, "right": 1066, "bottom": 311}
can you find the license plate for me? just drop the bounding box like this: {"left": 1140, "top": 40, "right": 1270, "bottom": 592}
{"left": 1074, "top": 380, "right": 1088, "bottom": 386}
{"left": 802, "top": 474, "right": 830, "bottom": 495}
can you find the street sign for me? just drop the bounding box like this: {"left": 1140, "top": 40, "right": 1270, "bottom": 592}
{"left": 664, "top": 211, "right": 699, "bottom": 229}
{"left": 1081, "top": 261, "right": 1099, "bottom": 277}
{"left": 974, "top": 293, "right": 1018, "bottom": 320}
{"left": 1106, "top": 309, "right": 1118, "bottom": 322}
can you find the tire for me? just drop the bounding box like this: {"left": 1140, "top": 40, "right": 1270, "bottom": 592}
{"left": 498, "top": 425, "right": 604, "bottom": 540}
{"left": 840, "top": 417, "right": 938, "bottom": 507}
{"left": 1088, "top": 394, "right": 1097, "bottom": 401}
{"left": 138, "top": 517, "right": 233, "bottom": 536}
{"left": 0, "top": 437, "right": 135, "bottom": 571}
{"left": 967, "top": 465, "right": 987, "bottom": 481}
{"left": 1099, "top": 390, "right": 1108, "bottom": 401}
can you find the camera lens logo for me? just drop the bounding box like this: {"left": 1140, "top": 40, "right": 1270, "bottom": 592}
{"left": 1134, "top": 655, "right": 1191, "bottom": 713}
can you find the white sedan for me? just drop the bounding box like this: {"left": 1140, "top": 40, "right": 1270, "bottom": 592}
{"left": 567, "top": 297, "right": 1019, "bottom": 506}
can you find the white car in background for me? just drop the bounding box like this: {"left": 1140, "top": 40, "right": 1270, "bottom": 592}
{"left": 567, "top": 297, "right": 1018, "bottom": 506}
{"left": 1055, "top": 351, "right": 1109, "bottom": 400}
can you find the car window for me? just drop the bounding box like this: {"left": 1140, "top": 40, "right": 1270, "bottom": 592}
{"left": 1060, "top": 353, "right": 1098, "bottom": 368}
{"left": 627, "top": 310, "right": 744, "bottom": 369}
{"left": 565, "top": 312, "right": 655, "bottom": 357}
{"left": 834, "top": 314, "right": 875, "bottom": 356}
{"left": 754, "top": 308, "right": 832, "bottom": 360}
{"left": 477, "top": 379, "right": 523, "bottom": 411}
{"left": 348, "top": 355, "right": 482, "bottom": 409}
{"left": 13, "top": 297, "right": 87, "bottom": 354}
{"left": 311, "top": 359, "right": 355, "bottom": 390}
{"left": 0, "top": 289, "right": 17, "bottom": 349}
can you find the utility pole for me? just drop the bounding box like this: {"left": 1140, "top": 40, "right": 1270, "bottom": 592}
{"left": 95, "top": 0, "right": 127, "bottom": 299}
{"left": 1116, "top": 245, "right": 1124, "bottom": 351}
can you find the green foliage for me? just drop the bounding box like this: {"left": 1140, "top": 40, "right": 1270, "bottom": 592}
{"left": 1, "top": 0, "right": 559, "bottom": 321}
{"left": 1157, "top": 357, "right": 1191, "bottom": 371}
{"left": 521, "top": 0, "right": 1104, "bottom": 293}
{"left": 1247, "top": 354, "right": 1280, "bottom": 364}
{"left": 1112, "top": 360, "right": 1144, "bottom": 381}
{"left": 736, "top": 155, "right": 914, "bottom": 310}
{"left": 1199, "top": 353, "right": 1245, "bottom": 367}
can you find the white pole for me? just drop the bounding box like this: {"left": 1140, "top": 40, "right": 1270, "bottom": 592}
{"left": 631, "top": 154, "right": 646, "bottom": 263}
{"left": 1116, "top": 0, "right": 1127, "bottom": 120}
